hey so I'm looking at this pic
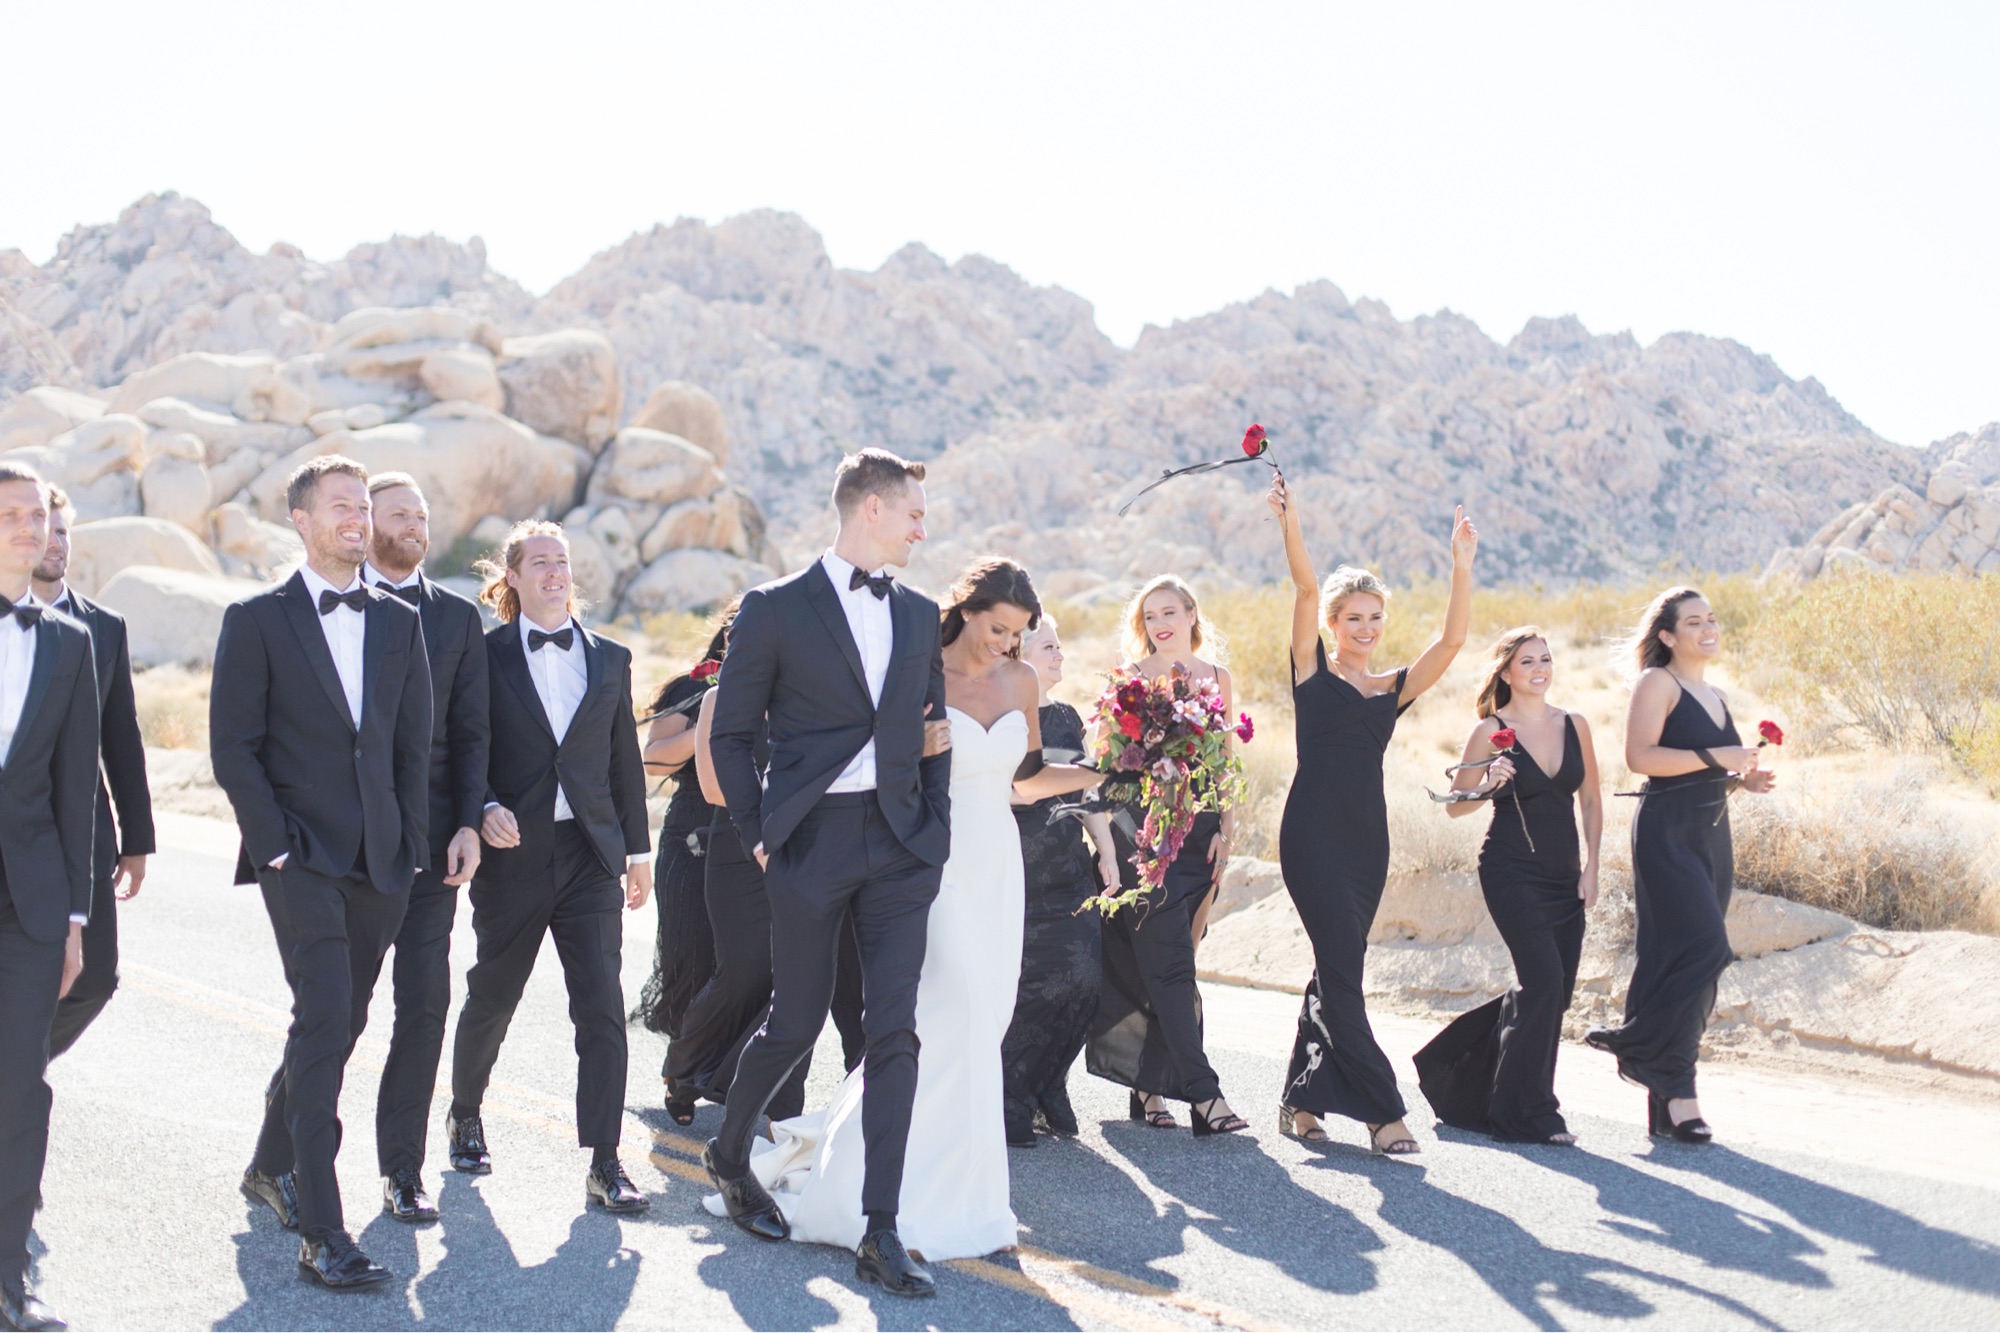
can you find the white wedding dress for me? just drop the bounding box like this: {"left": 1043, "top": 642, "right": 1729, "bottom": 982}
{"left": 705, "top": 706, "right": 1027, "bottom": 1258}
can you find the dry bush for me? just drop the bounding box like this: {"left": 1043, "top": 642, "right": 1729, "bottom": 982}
{"left": 1730, "top": 761, "right": 2000, "bottom": 933}
{"left": 134, "top": 665, "right": 211, "bottom": 750}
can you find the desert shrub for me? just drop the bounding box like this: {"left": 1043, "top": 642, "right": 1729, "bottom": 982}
{"left": 1960, "top": 700, "right": 2000, "bottom": 798}
{"left": 134, "top": 665, "right": 210, "bottom": 750}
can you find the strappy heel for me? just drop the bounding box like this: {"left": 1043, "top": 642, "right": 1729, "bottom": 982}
{"left": 1190, "top": 1099, "right": 1249, "bottom": 1138}
{"left": 1366, "top": 1122, "right": 1421, "bottom": 1156}
{"left": 664, "top": 1081, "right": 696, "bottom": 1127}
{"left": 1648, "top": 1093, "right": 1712, "bottom": 1144}
{"left": 1277, "top": 1103, "right": 1329, "bottom": 1144}
{"left": 1129, "top": 1091, "right": 1176, "bottom": 1128}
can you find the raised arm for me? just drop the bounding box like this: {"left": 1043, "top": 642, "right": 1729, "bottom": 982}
{"left": 1268, "top": 476, "right": 1321, "bottom": 683}
{"left": 1401, "top": 506, "right": 1477, "bottom": 703}
{"left": 1625, "top": 669, "right": 1757, "bottom": 777}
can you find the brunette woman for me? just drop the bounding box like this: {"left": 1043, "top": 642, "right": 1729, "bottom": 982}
{"left": 1585, "top": 588, "right": 1773, "bottom": 1143}
{"left": 1086, "top": 575, "right": 1249, "bottom": 1138}
{"left": 1413, "top": 628, "right": 1602, "bottom": 1144}
{"left": 1000, "top": 616, "right": 1119, "bottom": 1146}
{"left": 1267, "top": 475, "right": 1477, "bottom": 1154}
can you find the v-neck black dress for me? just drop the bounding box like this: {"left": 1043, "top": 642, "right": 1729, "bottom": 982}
{"left": 1587, "top": 688, "right": 1739, "bottom": 1101}
{"left": 1415, "top": 713, "right": 1587, "bottom": 1141}
{"left": 1279, "top": 644, "right": 1411, "bottom": 1125}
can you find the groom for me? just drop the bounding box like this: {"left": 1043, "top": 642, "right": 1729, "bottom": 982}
{"left": 705, "top": 447, "right": 951, "bottom": 1297}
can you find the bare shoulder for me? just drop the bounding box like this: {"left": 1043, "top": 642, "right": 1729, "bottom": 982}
{"left": 1633, "top": 667, "right": 1678, "bottom": 700}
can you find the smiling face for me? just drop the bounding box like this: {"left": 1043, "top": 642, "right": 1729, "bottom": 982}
{"left": 1661, "top": 597, "right": 1720, "bottom": 663}
{"left": 1141, "top": 588, "right": 1196, "bottom": 657}
{"left": 0, "top": 479, "right": 49, "bottom": 591}
{"left": 369, "top": 484, "right": 431, "bottom": 579}
{"left": 1330, "top": 591, "right": 1387, "bottom": 661}
{"left": 858, "top": 479, "right": 927, "bottom": 570}
{"left": 960, "top": 601, "right": 1035, "bottom": 666}
{"left": 33, "top": 498, "right": 69, "bottom": 587}
{"left": 506, "top": 534, "right": 573, "bottom": 628}
{"left": 1502, "top": 637, "right": 1554, "bottom": 702}
{"left": 292, "top": 471, "right": 372, "bottom": 581}
{"left": 1021, "top": 624, "right": 1064, "bottom": 689}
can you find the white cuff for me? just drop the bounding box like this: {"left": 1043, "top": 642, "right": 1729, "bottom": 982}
{"left": 268, "top": 853, "right": 289, "bottom": 869}
{"left": 626, "top": 852, "right": 650, "bottom": 867}
{"left": 68, "top": 912, "right": 88, "bottom": 925}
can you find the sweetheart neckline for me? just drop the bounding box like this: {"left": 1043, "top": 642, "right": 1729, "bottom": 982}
{"left": 945, "top": 705, "right": 1027, "bottom": 736}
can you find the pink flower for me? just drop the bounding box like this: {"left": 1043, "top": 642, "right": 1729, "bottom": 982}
{"left": 1235, "top": 712, "right": 1255, "bottom": 743}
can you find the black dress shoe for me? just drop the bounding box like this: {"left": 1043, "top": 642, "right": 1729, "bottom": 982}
{"left": 446, "top": 1112, "right": 491, "bottom": 1174}
{"left": 0, "top": 1282, "right": 66, "bottom": 1332}
{"left": 382, "top": 1168, "right": 439, "bottom": 1223}
{"left": 585, "top": 1159, "right": 651, "bottom": 1214}
{"left": 702, "top": 1139, "right": 788, "bottom": 1240}
{"left": 855, "top": 1229, "right": 936, "bottom": 1297}
{"left": 297, "top": 1231, "right": 392, "bottom": 1290}
{"left": 240, "top": 1168, "right": 300, "bottom": 1230}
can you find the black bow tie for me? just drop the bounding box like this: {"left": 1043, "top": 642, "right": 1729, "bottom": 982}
{"left": 375, "top": 581, "right": 422, "bottom": 605}
{"left": 10, "top": 602, "right": 41, "bottom": 630}
{"left": 849, "top": 568, "right": 894, "bottom": 600}
{"left": 318, "top": 588, "right": 369, "bottom": 616}
{"left": 529, "top": 626, "right": 575, "bottom": 652}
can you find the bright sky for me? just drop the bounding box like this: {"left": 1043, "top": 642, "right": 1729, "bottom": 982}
{"left": 4, "top": 1, "right": 1994, "bottom": 448}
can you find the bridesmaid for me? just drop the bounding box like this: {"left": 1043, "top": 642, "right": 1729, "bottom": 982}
{"left": 1086, "top": 575, "right": 1249, "bottom": 1138}
{"left": 1267, "top": 475, "right": 1477, "bottom": 1154}
{"left": 1001, "top": 616, "right": 1119, "bottom": 1147}
{"left": 1585, "top": 587, "right": 1774, "bottom": 1143}
{"left": 1413, "top": 627, "right": 1603, "bottom": 1145}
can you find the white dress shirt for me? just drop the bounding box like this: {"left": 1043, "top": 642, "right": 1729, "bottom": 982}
{"left": 35, "top": 580, "right": 74, "bottom": 616}
{"left": 0, "top": 593, "right": 39, "bottom": 767}
{"left": 820, "top": 550, "right": 895, "bottom": 794}
{"left": 520, "top": 615, "right": 589, "bottom": 821}
{"left": 298, "top": 564, "right": 367, "bottom": 728}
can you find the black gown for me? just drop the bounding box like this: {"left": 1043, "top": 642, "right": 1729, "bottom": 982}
{"left": 1414, "top": 714, "right": 1587, "bottom": 1141}
{"left": 1279, "top": 646, "right": 1411, "bottom": 1124}
{"left": 638, "top": 675, "right": 715, "bottom": 1046}
{"left": 1000, "top": 702, "right": 1104, "bottom": 1139}
{"left": 1588, "top": 688, "right": 1738, "bottom": 1101}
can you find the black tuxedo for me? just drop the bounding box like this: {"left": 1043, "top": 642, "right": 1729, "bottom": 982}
{"left": 47, "top": 588, "right": 156, "bottom": 1059}
{"left": 707, "top": 561, "right": 949, "bottom": 1217}
{"left": 209, "top": 570, "right": 433, "bottom": 1241}
{"left": 0, "top": 605, "right": 99, "bottom": 1292}
{"left": 451, "top": 618, "right": 649, "bottom": 1151}
{"left": 375, "top": 573, "right": 491, "bottom": 1178}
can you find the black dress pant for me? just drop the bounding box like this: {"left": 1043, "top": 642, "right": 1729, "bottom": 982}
{"left": 715, "top": 794, "right": 939, "bottom": 1218}
{"left": 375, "top": 868, "right": 459, "bottom": 1175}
{"left": 46, "top": 870, "right": 118, "bottom": 1060}
{"left": 249, "top": 864, "right": 407, "bottom": 1240}
{"left": 0, "top": 889, "right": 64, "bottom": 1290}
{"left": 452, "top": 823, "right": 628, "bottom": 1150}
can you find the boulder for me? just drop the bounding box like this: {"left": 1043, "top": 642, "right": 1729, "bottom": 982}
{"left": 134, "top": 396, "right": 305, "bottom": 463}
{"left": 1207, "top": 856, "right": 1286, "bottom": 924}
{"left": 65, "top": 515, "right": 223, "bottom": 597}
{"left": 107, "top": 352, "right": 281, "bottom": 415}
{"left": 1726, "top": 889, "right": 1853, "bottom": 958}
{"left": 639, "top": 497, "right": 715, "bottom": 562}
{"left": 619, "top": 548, "right": 769, "bottom": 616}
{"left": 587, "top": 427, "right": 722, "bottom": 508}
{"left": 36, "top": 414, "right": 148, "bottom": 485}
{"left": 561, "top": 528, "right": 617, "bottom": 609}
{"left": 0, "top": 386, "right": 105, "bottom": 454}
{"left": 628, "top": 380, "right": 731, "bottom": 465}
{"left": 497, "top": 330, "right": 621, "bottom": 451}
{"left": 94, "top": 566, "right": 266, "bottom": 667}
{"left": 138, "top": 454, "right": 213, "bottom": 534}
{"left": 210, "top": 501, "right": 303, "bottom": 580}
{"left": 418, "top": 347, "right": 504, "bottom": 412}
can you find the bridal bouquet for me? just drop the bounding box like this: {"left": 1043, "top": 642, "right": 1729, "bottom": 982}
{"left": 1083, "top": 665, "right": 1250, "bottom": 917}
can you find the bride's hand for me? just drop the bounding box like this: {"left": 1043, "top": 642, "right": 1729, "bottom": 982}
{"left": 924, "top": 703, "right": 952, "bottom": 757}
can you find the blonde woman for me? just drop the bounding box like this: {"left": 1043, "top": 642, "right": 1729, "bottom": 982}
{"left": 1266, "top": 475, "right": 1476, "bottom": 1154}
{"left": 1413, "top": 628, "right": 1601, "bottom": 1145}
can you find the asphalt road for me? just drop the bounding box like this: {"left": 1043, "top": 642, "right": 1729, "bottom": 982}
{"left": 32, "top": 816, "right": 2000, "bottom": 1331}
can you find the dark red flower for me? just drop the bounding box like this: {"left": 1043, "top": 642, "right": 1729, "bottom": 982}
{"left": 1490, "top": 728, "right": 1517, "bottom": 750}
{"left": 1758, "top": 719, "right": 1785, "bottom": 746}
{"left": 1119, "top": 712, "right": 1143, "bottom": 740}
{"left": 1235, "top": 711, "right": 1255, "bottom": 743}
{"left": 691, "top": 660, "right": 720, "bottom": 682}
{"left": 1241, "top": 423, "right": 1267, "bottom": 457}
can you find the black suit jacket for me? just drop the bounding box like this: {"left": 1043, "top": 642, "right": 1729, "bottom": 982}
{"left": 407, "top": 574, "right": 491, "bottom": 865}
{"left": 710, "top": 562, "right": 949, "bottom": 864}
{"left": 478, "top": 619, "right": 649, "bottom": 884}
{"left": 62, "top": 590, "right": 156, "bottom": 881}
{"left": 209, "top": 571, "right": 433, "bottom": 890}
{"left": 0, "top": 607, "right": 100, "bottom": 941}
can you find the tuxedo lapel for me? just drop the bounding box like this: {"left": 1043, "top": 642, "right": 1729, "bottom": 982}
{"left": 802, "top": 561, "right": 869, "bottom": 701}
{"left": 416, "top": 573, "right": 445, "bottom": 648}
{"left": 883, "top": 583, "right": 921, "bottom": 697}
{"left": 578, "top": 624, "right": 605, "bottom": 729}
{"left": 490, "top": 620, "right": 557, "bottom": 742}
{"left": 277, "top": 573, "right": 356, "bottom": 734}
{"left": 3, "top": 616, "right": 60, "bottom": 768}
{"left": 359, "top": 587, "right": 395, "bottom": 728}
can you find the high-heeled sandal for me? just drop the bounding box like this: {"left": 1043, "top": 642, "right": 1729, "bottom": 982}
{"left": 1647, "top": 1093, "right": 1713, "bottom": 1144}
{"left": 1277, "top": 1103, "right": 1330, "bottom": 1144}
{"left": 1366, "top": 1122, "right": 1421, "bottom": 1155}
{"left": 664, "top": 1082, "right": 696, "bottom": 1127}
{"left": 1129, "top": 1090, "right": 1176, "bottom": 1128}
{"left": 1190, "top": 1099, "right": 1249, "bottom": 1138}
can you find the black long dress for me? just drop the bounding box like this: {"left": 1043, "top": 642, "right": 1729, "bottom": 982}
{"left": 1414, "top": 714, "right": 1587, "bottom": 1141}
{"left": 1000, "top": 702, "right": 1104, "bottom": 1140}
{"left": 1279, "top": 646, "right": 1411, "bottom": 1124}
{"left": 1587, "top": 688, "right": 1738, "bottom": 1101}
{"left": 638, "top": 675, "right": 715, "bottom": 1046}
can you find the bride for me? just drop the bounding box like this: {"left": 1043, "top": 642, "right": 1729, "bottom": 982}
{"left": 707, "top": 557, "right": 1100, "bottom": 1262}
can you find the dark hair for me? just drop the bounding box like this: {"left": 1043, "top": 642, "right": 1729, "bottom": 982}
{"left": 0, "top": 460, "right": 47, "bottom": 493}
{"left": 474, "top": 519, "right": 573, "bottom": 624}
{"left": 940, "top": 557, "right": 1040, "bottom": 649}
{"left": 1631, "top": 585, "right": 1707, "bottom": 672}
{"left": 831, "top": 447, "right": 926, "bottom": 518}
{"left": 1474, "top": 626, "right": 1547, "bottom": 719}
{"left": 287, "top": 454, "right": 370, "bottom": 513}
{"left": 649, "top": 597, "right": 741, "bottom": 713}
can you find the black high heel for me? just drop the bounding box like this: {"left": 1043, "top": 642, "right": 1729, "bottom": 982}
{"left": 1647, "top": 1093, "right": 1713, "bottom": 1144}
{"left": 1129, "top": 1091, "right": 1176, "bottom": 1128}
{"left": 664, "top": 1081, "right": 696, "bottom": 1127}
{"left": 1190, "top": 1098, "right": 1249, "bottom": 1138}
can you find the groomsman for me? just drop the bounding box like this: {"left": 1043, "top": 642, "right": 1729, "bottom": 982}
{"left": 0, "top": 462, "right": 99, "bottom": 1333}
{"left": 363, "top": 473, "right": 489, "bottom": 1225}
{"left": 209, "top": 456, "right": 432, "bottom": 1290}
{"left": 31, "top": 485, "right": 155, "bottom": 1060}
{"left": 447, "top": 520, "right": 653, "bottom": 1213}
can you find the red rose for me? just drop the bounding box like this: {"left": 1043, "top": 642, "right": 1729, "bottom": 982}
{"left": 1241, "top": 423, "right": 1267, "bottom": 457}
{"left": 1119, "top": 712, "right": 1143, "bottom": 740}
{"left": 691, "top": 660, "right": 720, "bottom": 682}
{"left": 1490, "top": 728, "right": 1517, "bottom": 750}
{"left": 1235, "top": 711, "right": 1255, "bottom": 743}
{"left": 1758, "top": 720, "right": 1784, "bottom": 746}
